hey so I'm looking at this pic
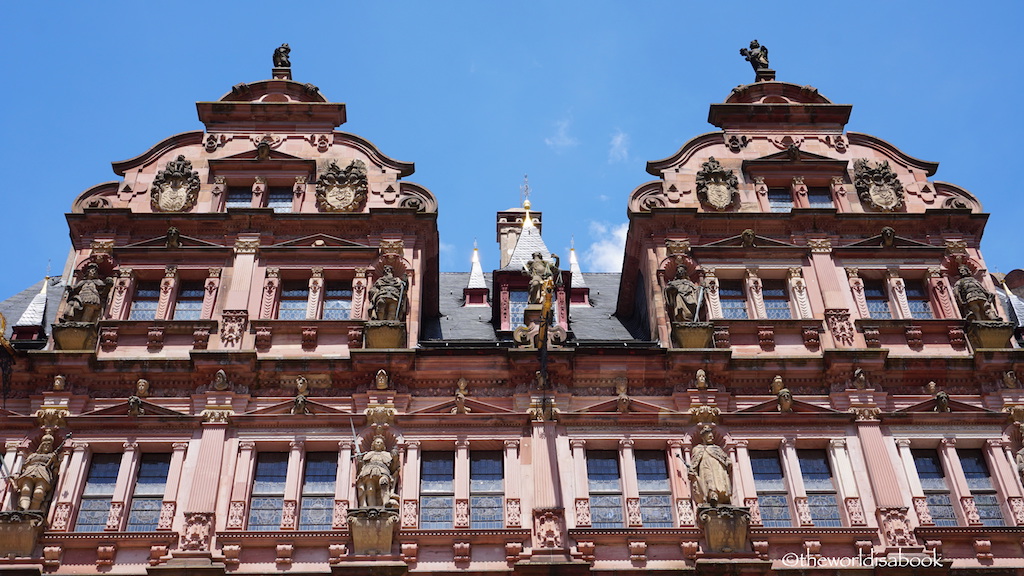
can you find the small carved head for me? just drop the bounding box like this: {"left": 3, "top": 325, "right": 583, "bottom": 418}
{"left": 136, "top": 378, "right": 150, "bottom": 397}
{"left": 880, "top": 227, "right": 895, "bottom": 248}
{"left": 925, "top": 381, "right": 938, "bottom": 396}
{"left": 375, "top": 369, "right": 389, "bottom": 390}
{"left": 852, "top": 368, "right": 867, "bottom": 389}
{"left": 934, "top": 391, "right": 951, "bottom": 412}
{"left": 741, "top": 229, "right": 756, "bottom": 248}
{"left": 455, "top": 377, "right": 469, "bottom": 395}
{"left": 695, "top": 369, "right": 708, "bottom": 390}
{"left": 296, "top": 375, "right": 309, "bottom": 396}
{"left": 699, "top": 425, "right": 716, "bottom": 444}
{"left": 777, "top": 388, "right": 794, "bottom": 412}
{"left": 52, "top": 375, "right": 66, "bottom": 391}
{"left": 1004, "top": 371, "right": 1020, "bottom": 389}
{"left": 213, "top": 369, "right": 228, "bottom": 391}
{"left": 770, "top": 375, "right": 784, "bottom": 394}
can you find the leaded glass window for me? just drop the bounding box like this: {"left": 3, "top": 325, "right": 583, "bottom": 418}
{"left": 75, "top": 453, "right": 121, "bottom": 532}
{"left": 299, "top": 452, "right": 337, "bottom": 530}
{"left": 863, "top": 280, "right": 892, "bottom": 320}
{"left": 959, "top": 449, "right": 1004, "bottom": 526}
{"left": 248, "top": 452, "right": 288, "bottom": 531}
{"left": 509, "top": 289, "right": 557, "bottom": 328}
{"left": 323, "top": 282, "right": 353, "bottom": 320}
{"left": 420, "top": 452, "right": 454, "bottom": 529}
{"left": 278, "top": 281, "right": 309, "bottom": 320}
{"left": 913, "top": 449, "right": 957, "bottom": 526}
{"left": 267, "top": 187, "right": 293, "bottom": 213}
{"left": 750, "top": 450, "right": 791, "bottom": 527}
{"left": 905, "top": 280, "right": 934, "bottom": 320}
{"left": 797, "top": 450, "right": 841, "bottom": 527}
{"left": 587, "top": 451, "right": 623, "bottom": 528}
{"left": 806, "top": 186, "right": 834, "bottom": 208}
{"left": 126, "top": 453, "right": 170, "bottom": 531}
{"left": 470, "top": 451, "right": 503, "bottom": 529}
{"left": 761, "top": 280, "right": 792, "bottom": 320}
{"left": 129, "top": 282, "right": 161, "bottom": 321}
{"left": 225, "top": 187, "right": 252, "bottom": 209}
{"left": 719, "top": 280, "right": 748, "bottom": 319}
{"left": 635, "top": 450, "right": 672, "bottom": 527}
{"left": 768, "top": 187, "right": 793, "bottom": 212}
{"left": 172, "top": 281, "right": 205, "bottom": 321}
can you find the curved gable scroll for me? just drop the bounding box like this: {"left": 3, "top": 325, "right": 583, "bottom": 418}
{"left": 932, "top": 182, "right": 983, "bottom": 212}
{"left": 72, "top": 182, "right": 122, "bottom": 213}
{"left": 394, "top": 182, "right": 437, "bottom": 214}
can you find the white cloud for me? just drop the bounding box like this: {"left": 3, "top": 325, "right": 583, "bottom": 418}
{"left": 439, "top": 241, "right": 454, "bottom": 255}
{"left": 544, "top": 118, "right": 578, "bottom": 152}
{"left": 583, "top": 221, "right": 628, "bottom": 273}
{"left": 608, "top": 130, "right": 629, "bottom": 163}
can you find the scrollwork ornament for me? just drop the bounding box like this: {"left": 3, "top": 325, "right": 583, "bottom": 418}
{"left": 695, "top": 157, "right": 739, "bottom": 210}
{"left": 316, "top": 159, "right": 368, "bottom": 212}
{"left": 854, "top": 158, "right": 905, "bottom": 211}
{"left": 150, "top": 155, "right": 201, "bottom": 212}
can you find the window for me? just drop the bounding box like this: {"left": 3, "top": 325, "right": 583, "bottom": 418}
{"left": 299, "top": 452, "right": 337, "bottom": 530}
{"left": 509, "top": 290, "right": 528, "bottom": 328}
{"left": 225, "top": 187, "right": 252, "bottom": 209}
{"left": 278, "top": 281, "right": 309, "bottom": 320}
{"left": 420, "top": 452, "right": 454, "bottom": 529}
{"left": 129, "top": 281, "right": 161, "bottom": 321}
{"left": 587, "top": 450, "right": 623, "bottom": 528}
{"left": 959, "top": 449, "right": 1004, "bottom": 526}
{"left": 172, "top": 281, "right": 205, "bottom": 321}
{"left": 905, "top": 280, "right": 934, "bottom": 320}
{"left": 323, "top": 282, "right": 353, "bottom": 320}
{"left": 797, "top": 450, "right": 841, "bottom": 527}
{"left": 248, "top": 452, "right": 288, "bottom": 531}
{"left": 75, "top": 454, "right": 121, "bottom": 532}
{"left": 767, "top": 187, "right": 793, "bottom": 212}
{"left": 635, "top": 450, "right": 673, "bottom": 527}
{"left": 470, "top": 451, "right": 504, "bottom": 529}
{"left": 912, "top": 449, "right": 957, "bottom": 526}
{"left": 719, "top": 280, "right": 748, "bottom": 319}
{"left": 126, "top": 453, "right": 170, "bottom": 531}
{"left": 761, "top": 280, "right": 792, "bottom": 320}
{"left": 863, "top": 280, "right": 892, "bottom": 320}
{"left": 806, "top": 186, "right": 834, "bottom": 208}
{"left": 750, "top": 450, "right": 791, "bottom": 527}
{"left": 267, "top": 187, "right": 293, "bottom": 213}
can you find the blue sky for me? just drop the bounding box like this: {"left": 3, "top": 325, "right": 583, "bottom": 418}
{"left": 1, "top": 1, "right": 1021, "bottom": 301}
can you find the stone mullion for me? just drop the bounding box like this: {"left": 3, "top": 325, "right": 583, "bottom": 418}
{"left": 618, "top": 439, "right": 641, "bottom": 527}
{"left": 780, "top": 438, "right": 812, "bottom": 526}
{"left": 828, "top": 438, "right": 866, "bottom": 526}
{"left": 788, "top": 266, "right": 813, "bottom": 319}
{"left": 937, "top": 438, "right": 980, "bottom": 526}
{"left": 201, "top": 269, "right": 221, "bottom": 320}
{"left": 733, "top": 440, "right": 761, "bottom": 526}
{"left": 226, "top": 441, "right": 256, "bottom": 530}
{"left": 454, "top": 440, "right": 471, "bottom": 528}
{"left": 401, "top": 441, "right": 421, "bottom": 529}
{"left": 251, "top": 176, "right": 265, "bottom": 208}
{"left": 570, "top": 439, "right": 590, "bottom": 528}
{"left": 156, "top": 266, "right": 179, "bottom": 321}
{"left": 48, "top": 442, "right": 90, "bottom": 531}
{"left": 159, "top": 442, "right": 189, "bottom": 531}
{"left": 351, "top": 268, "right": 368, "bottom": 320}
{"left": 260, "top": 268, "right": 280, "bottom": 320}
{"left": 109, "top": 268, "right": 136, "bottom": 320}
{"left": 307, "top": 269, "right": 325, "bottom": 320}
{"left": 293, "top": 176, "right": 307, "bottom": 210}
{"left": 845, "top": 268, "right": 870, "bottom": 319}
{"left": 983, "top": 439, "right": 1022, "bottom": 525}
{"left": 504, "top": 439, "right": 521, "bottom": 528}
{"left": 928, "top": 268, "right": 959, "bottom": 319}
{"left": 333, "top": 440, "right": 353, "bottom": 529}
{"left": 106, "top": 443, "right": 139, "bottom": 531}
{"left": 666, "top": 440, "right": 693, "bottom": 527}
{"left": 831, "top": 176, "right": 852, "bottom": 212}
{"left": 702, "top": 268, "right": 723, "bottom": 319}
{"left": 280, "top": 440, "right": 304, "bottom": 530}
{"left": 745, "top": 269, "right": 766, "bottom": 319}
{"left": 886, "top": 269, "right": 912, "bottom": 319}
{"left": 791, "top": 176, "right": 809, "bottom": 208}
{"left": 894, "top": 438, "right": 930, "bottom": 526}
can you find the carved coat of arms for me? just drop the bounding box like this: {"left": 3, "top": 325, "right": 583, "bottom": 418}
{"left": 854, "top": 159, "right": 904, "bottom": 211}
{"left": 695, "top": 157, "right": 739, "bottom": 211}
{"left": 150, "top": 155, "right": 200, "bottom": 212}
{"left": 316, "top": 160, "right": 368, "bottom": 212}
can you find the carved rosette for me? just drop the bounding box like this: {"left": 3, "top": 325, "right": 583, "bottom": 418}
{"left": 150, "top": 155, "right": 201, "bottom": 212}
{"left": 316, "top": 160, "right": 368, "bottom": 212}
{"left": 695, "top": 157, "right": 739, "bottom": 211}
{"left": 854, "top": 158, "right": 905, "bottom": 211}
{"left": 182, "top": 512, "right": 215, "bottom": 551}
{"left": 574, "top": 498, "right": 592, "bottom": 527}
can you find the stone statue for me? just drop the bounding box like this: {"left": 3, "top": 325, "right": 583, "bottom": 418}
{"left": 615, "top": 379, "right": 631, "bottom": 414}
{"left": 952, "top": 265, "right": 1001, "bottom": 321}
{"left": 52, "top": 375, "right": 65, "bottom": 392}
{"left": 451, "top": 378, "right": 471, "bottom": 414}
{"left": 695, "top": 369, "right": 708, "bottom": 390}
{"left": 212, "top": 369, "right": 229, "bottom": 391}
{"left": 374, "top": 369, "right": 390, "bottom": 390}
{"left": 355, "top": 435, "right": 400, "bottom": 508}
{"left": 777, "top": 388, "right": 793, "bottom": 412}
{"left": 880, "top": 227, "right": 895, "bottom": 248}
{"left": 739, "top": 40, "right": 770, "bottom": 71}
{"left": 14, "top": 433, "right": 59, "bottom": 511}
{"left": 688, "top": 426, "right": 732, "bottom": 506}
{"left": 368, "top": 265, "right": 408, "bottom": 321}
{"left": 136, "top": 378, "right": 150, "bottom": 397}
{"left": 934, "top": 391, "right": 951, "bottom": 413}
{"left": 127, "top": 395, "right": 144, "bottom": 417}
{"left": 770, "top": 375, "right": 784, "bottom": 395}
{"left": 852, "top": 368, "right": 867, "bottom": 390}
{"left": 60, "top": 263, "right": 112, "bottom": 323}
{"left": 522, "top": 252, "right": 560, "bottom": 305}
{"left": 665, "top": 266, "right": 700, "bottom": 322}
{"left": 296, "top": 375, "right": 309, "bottom": 396}
{"left": 166, "top": 227, "right": 181, "bottom": 249}
{"left": 273, "top": 43, "right": 291, "bottom": 67}
{"left": 1004, "top": 371, "right": 1020, "bottom": 389}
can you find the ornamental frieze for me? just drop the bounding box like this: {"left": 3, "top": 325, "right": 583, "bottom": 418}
{"left": 316, "top": 159, "right": 368, "bottom": 212}
{"left": 694, "top": 157, "right": 739, "bottom": 211}
{"left": 150, "top": 155, "right": 201, "bottom": 212}
{"left": 853, "top": 158, "right": 904, "bottom": 211}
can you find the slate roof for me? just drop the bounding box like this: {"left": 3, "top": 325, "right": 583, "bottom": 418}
{"left": 502, "top": 226, "right": 552, "bottom": 271}
{"left": 0, "top": 278, "right": 65, "bottom": 340}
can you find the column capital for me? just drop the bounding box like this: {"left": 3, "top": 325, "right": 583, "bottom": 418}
{"left": 122, "top": 442, "right": 138, "bottom": 452}
{"left": 172, "top": 442, "right": 189, "bottom": 452}
{"left": 829, "top": 438, "right": 847, "bottom": 449}
{"left": 570, "top": 439, "right": 586, "bottom": 449}
{"left": 289, "top": 440, "right": 304, "bottom": 450}
{"left": 781, "top": 437, "right": 797, "bottom": 449}
{"left": 894, "top": 438, "right": 911, "bottom": 448}
{"left": 238, "top": 440, "right": 256, "bottom": 451}
{"left": 455, "top": 439, "right": 470, "bottom": 450}
{"left": 667, "top": 439, "right": 685, "bottom": 449}
{"left": 618, "top": 438, "right": 635, "bottom": 449}
{"left": 940, "top": 437, "right": 957, "bottom": 448}
{"left": 504, "top": 439, "right": 521, "bottom": 450}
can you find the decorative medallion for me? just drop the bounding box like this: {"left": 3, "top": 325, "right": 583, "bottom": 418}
{"left": 150, "top": 155, "right": 201, "bottom": 212}
{"left": 695, "top": 157, "right": 739, "bottom": 211}
{"left": 853, "top": 158, "right": 904, "bottom": 211}
{"left": 316, "top": 159, "right": 368, "bottom": 212}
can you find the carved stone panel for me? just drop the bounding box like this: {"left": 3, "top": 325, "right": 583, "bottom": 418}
{"left": 854, "top": 159, "right": 904, "bottom": 212}
{"left": 695, "top": 157, "right": 739, "bottom": 211}
{"left": 316, "top": 160, "right": 368, "bottom": 212}
{"left": 150, "top": 155, "right": 201, "bottom": 212}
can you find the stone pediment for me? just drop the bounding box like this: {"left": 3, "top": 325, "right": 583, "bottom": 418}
{"left": 407, "top": 397, "right": 514, "bottom": 415}
{"left": 844, "top": 233, "right": 934, "bottom": 249}
{"left": 81, "top": 401, "right": 186, "bottom": 417}
{"left": 268, "top": 234, "right": 373, "bottom": 249}
{"left": 571, "top": 398, "right": 676, "bottom": 414}
{"left": 702, "top": 233, "right": 797, "bottom": 249}
{"left": 736, "top": 398, "right": 841, "bottom": 414}
{"left": 124, "top": 234, "right": 223, "bottom": 249}
{"left": 895, "top": 397, "right": 993, "bottom": 414}
{"left": 244, "top": 399, "right": 351, "bottom": 416}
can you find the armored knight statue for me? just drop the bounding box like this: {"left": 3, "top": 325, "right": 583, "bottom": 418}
{"left": 14, "top": 432, "right": 59, "bottom": 511}
{"left": 369, "top": 265, "right": 408, "bottom": 321}
{"left": 522, "top": 252, "right": 560, "bottom": 305}
{"left": 688, "top": 426, "right": 732, "bottom": 506}
{"left": 355, "top": 435, "right": 400, "bottom": 508}
{"left": 739, "top": 40, "right": 770, "bottom": 70}
{"left": 952, "top": 265, "right": 1001, "bottom": 321}
{"left": 665, "top": 265, "right": 700, "bottom": 322}
{"left": 273, "top": 43, "right": 291, "bottom": 68}
{"left": 60, "top": 263, "right": 112, "bottom": 323}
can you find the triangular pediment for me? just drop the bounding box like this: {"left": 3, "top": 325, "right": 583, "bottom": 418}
{"left": 895, "top": 398, "right": 992, "bottom": 414}
{"left": 269, "top": 234, "right": 373, "bottom": 249}
{"left": 125, "top": 234, "right": 223, "bottom": 249}
{"left": 703, "top": 233, "right": 798, "bottom": 249}
{"left": 750, "top": 148, "right": 839, "bottom": 163}
{"left": 845, "top": 234, "right": 935, "bottom": 249}
{"left": 737, "top": 398, "right": 841, "bottom": 414}
{"left": 572, "top": 398, "right": 677, "bottom": 414}
{"left": 407, "top": 397, "right": 514, "bottom": 415}
{"left": 218, "top": 148, "right": 304, "bottom": 162}
{"left": 245, "top": 399, "right": 351, "bottom": 416}
{"left": 82, "top": 401, "right": 187, "bottom": 417}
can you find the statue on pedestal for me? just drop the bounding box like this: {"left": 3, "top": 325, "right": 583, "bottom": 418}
{"left": 14, "top": 433, "right": 58, "bottom": 511}
{"left": 739, "top": 40, "right": 770, "bottom": 71}
{"left": 273, "top": 43, "right": 291, "bottom": 68}
{"left": 522, "top": 252, "right": 560, "bottom": 305}
{"left": 688, "top": 426, "right": 732, "bottom": 506}
{"left": 369, "top": 266, "right": 408, "bottom": 321}
{"left": 665, "top": 266, "right": 700, "bottom": 322}
{"left": 60, "top": 263, "right": 112, "bottom": 324}
{"left": 355, "top": 435, "right": 400, "bottom": 509}
{"left": 952, "top": 265, "right": 1001, "bottom": 321}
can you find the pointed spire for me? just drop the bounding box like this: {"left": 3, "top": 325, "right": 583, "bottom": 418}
{"left": 569, "top": 246, "right": 587, "bottom": 288}
{"left": 468, "top": 244, "right": 487, "bottom": 290}
{"left": 14, "top": 279, "right": 49, "bottom": 328}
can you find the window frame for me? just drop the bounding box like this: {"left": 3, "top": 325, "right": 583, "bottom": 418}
{"left": 128, "top": 281, "right": 162, "bottom": 321}
{"left": 420, "top": 451, "right": 456, "bottom": 529}
{"left": 247, "top": 452, "right": 289, "bottom": 531}
{"left": 125, "top": 452, "right": 171, "bottom": 532}
{"left": 586, "top": 450, "right": 625, "bottom": 528}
